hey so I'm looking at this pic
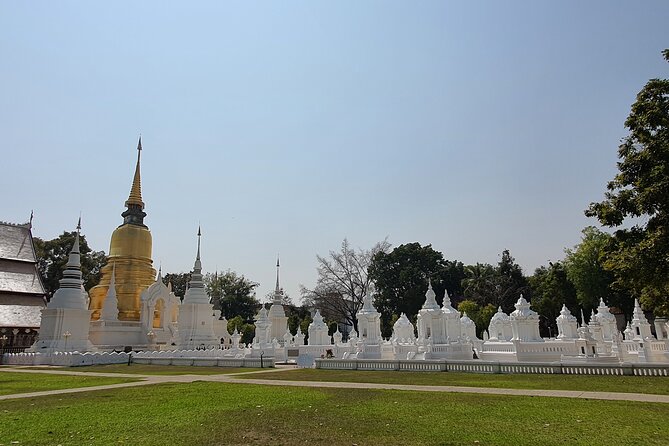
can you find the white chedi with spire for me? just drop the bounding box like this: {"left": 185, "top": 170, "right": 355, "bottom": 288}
{"left": 509, "top": 294, "right": 542, "bottom": 342}
{"left": 630, "top": 299, "right": 653, "bottom": 341}
{"left": 177, "top": 227, "right": 219, "bottom": 349}
{"left": 460, "top": 312, "right": 477, "bottom": 341}
{"left": 31, "top": 219, "right": 96, "bottom": 353}
{"left": 391, "top": 313, "right": 416, "bottom": 344}
{"left": 356, "top": 290, "right": 382, "bottom": 345}
{"left": 593, "top": 298, "right": 618, "bottom": 341}
{"left": 556, "top": 305, "right": 578, "bottom": 340}
{"left": 487, "top": 307, "right": 512, "bottom": 341}
{"left": 417, "top": 279, "right": 447, "bottom": 344}
{"left": 307, "top": 310, "right": 330, "bottom": 345}
{"left": 267, "top": 256, "right": 288, "bottom": 344}
{"left": 253, "top": 306, "right": 272, "bottom": 346}
{"left": 100, "top": 263, "right": 119, "bottom": 322}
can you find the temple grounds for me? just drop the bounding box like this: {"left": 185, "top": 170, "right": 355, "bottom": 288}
{"left": 1, "top": 367, "right": 669, "bottom": 445}
{"left": 0, "top": 371, "right": 139, "bottom": 396}
{"left": 239, "top": 368, "right": 669, "bottom": 395}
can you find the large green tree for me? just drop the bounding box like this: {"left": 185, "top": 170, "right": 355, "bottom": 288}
{"left": 368, "top": 242, "right": 466, "bottom": 336}
{"left": 204, "top": 270, "right": 260, "bottom": 321}
{"left": 34, "top": 231, "right": 107, "bottom": 299}
{"left": 562, "top": 227, "right": 632, "bottom": 316}
{"left": 462, "top": 250, "right": 529, "bottom": 313}
{"left": 456, "top": 300, "right": 496, "bottom": 338}
{"left": 529, "top": 261, "right": 578, "bottom": 336}
{"left": 162, "top": 272, "right": 191, "bottom": 299}
{"left": 586, "top": 49, "right": 669, "bottom": 316}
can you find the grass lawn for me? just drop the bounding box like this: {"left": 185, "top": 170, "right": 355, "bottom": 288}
{"left": 1, "top": 381, "right": 667, "bottom": 445}
{"left": 0, "top": 372, "right": 139, "bottom": 396}
{"left": 53, "top": 364, "right": 263, "bottom": 375}
{"left": 241, "top": 368, "right": 669, "bottom": 395}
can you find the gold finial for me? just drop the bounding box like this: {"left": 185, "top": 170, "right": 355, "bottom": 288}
{"left": 125, "top": 136, "right": 145, "bottom": 209}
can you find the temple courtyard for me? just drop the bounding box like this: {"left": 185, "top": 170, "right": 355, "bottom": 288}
{"left": 1, "top": 365, "right": 668, "bottom": 445}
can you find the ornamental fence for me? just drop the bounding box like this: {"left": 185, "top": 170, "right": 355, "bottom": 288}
{"left": 315, "top": 358, "right": 669, "bottom": 376}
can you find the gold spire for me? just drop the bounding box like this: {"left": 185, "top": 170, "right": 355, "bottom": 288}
{"left": 125, "top": 136, "right": 144, "bottom": 209}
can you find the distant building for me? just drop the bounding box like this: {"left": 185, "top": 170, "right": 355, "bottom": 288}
{"left": 0, "top": 220, "right": 47, "bottom": 350}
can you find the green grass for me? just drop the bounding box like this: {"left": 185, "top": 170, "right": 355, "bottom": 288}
{"left": 55, "top": 364, "right": 262, "bottom": 375}
{"left": 0, "top": 381, "right": 667, "bottom": 445}
{"left": 0, "top": 372, "right": 139, "bottom": 396}
{"left": 241, "top": 368, "right": 669, "bottom": 395}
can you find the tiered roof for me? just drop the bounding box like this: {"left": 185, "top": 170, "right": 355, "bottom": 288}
{"left": 0, "top": 221, "right": 47, "bottom": 328}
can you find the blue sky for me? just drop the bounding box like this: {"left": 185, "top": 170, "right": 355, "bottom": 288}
{"left": 2, "top": 1, "right": 668, "bottom": 303}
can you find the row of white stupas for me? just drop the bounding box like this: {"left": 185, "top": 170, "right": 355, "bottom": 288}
{"left": 20, "top": 223, "right": 669, "bottom": 365}
{"left": 252, "top": 279, "right": 669, "bottom": 365}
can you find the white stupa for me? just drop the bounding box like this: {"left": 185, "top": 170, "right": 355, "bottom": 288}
{"left": 267, "top": 256, "right": 288, "bottom": 344}
{"left": 177, "top": 226, "right": 219, "bottom": 349}
{"left": 307, "top": 310, "right": 330, "bottom": 345}
{"left": 556, "top": 304, "right": 578, "bottom": 340}
{"left": 30, "top": 219, "right": 96, "bottom": 353}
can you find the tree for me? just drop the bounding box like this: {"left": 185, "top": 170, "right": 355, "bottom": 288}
{"left": 457, "top": 300, "right": 496, "bottom": 338}
{"left": 586, "top": 50, "right": 669, "bottom": 316}
{"left": 562, "top": 227, "right": 630, "bottom": 315}
{"left": 34, "top": 231, "right": 107, "bottom": 299}
{"left": 462, "top": 250, "right": 529, "bottom": 313}
{"left": 529, "top": 261, "right": 578, "bottom": 337}
{"left": 301, "top": 239, "right": 390, "bottom": 332}
{"left": 462, "top": 263, "right": 497, "bottom": 306}
{"left": 227, "top": 315, "right": 255, "bottom": 345}
{"left": 368, "top": 243, "right": 466, "bottom": 337}
{"left": 162, "top": 272, "right": 191, "bottom": 299}
{"left": 204, "top": 270, "right": 260, "bottom": 321}
{"left": 585, "top": 49, "right": 669, "bottom": 316}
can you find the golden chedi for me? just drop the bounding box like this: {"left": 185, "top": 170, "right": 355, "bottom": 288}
{"left": 89, "top": 138, "right": 156, "bottom": 321}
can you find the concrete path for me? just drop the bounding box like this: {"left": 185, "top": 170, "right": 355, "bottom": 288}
{"left": 2, "top": 367, "right": 669, "bottom": 404}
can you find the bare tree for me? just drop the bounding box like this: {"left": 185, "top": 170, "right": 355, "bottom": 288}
{"left": 301, "top": 238, "right": 390, "bottom": 332}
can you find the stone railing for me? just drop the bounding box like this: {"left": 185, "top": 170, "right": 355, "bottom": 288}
{"left": 131, "top": 349, "right": 273, "bottom": 368}
{"left": 315, "top": 358, "right": 669, "bottom": 376}
{"left": 2, "top": 351, "right": 129, "bottom": 367}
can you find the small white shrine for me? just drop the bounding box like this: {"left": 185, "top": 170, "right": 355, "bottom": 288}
{"left": 267, "top": 257, "right": 288, "bottom": 344}
{"left": 177, "top": 228, "right": 219, "bottom": 349}
{"left": 29, "top": 221, "right": 96, "bottom": 353}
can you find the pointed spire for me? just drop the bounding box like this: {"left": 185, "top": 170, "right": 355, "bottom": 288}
{"left": 72, "top": 218, "right": 81, "bottom": 257}
{"left": 47, "top": 219, "right": 87, "bottom": 310}
{"left": 125, "top": 136, "right": 144, "bottom": 209}
{"left": 422, "top": 278, "right": 439, "bottom": 310}
{"left": 197, "top": 224, "right": 201, "bottom": 261}
{"left": 272, "top": 255, "right": 283, "bottom": 306}
{"left": 275, "top": 254, "right": 281, "bottom": 293}
{"left": 183, "top": 226, "right": 206, "bottom": 304}
{"left": 101, "top": 262, "right": 119, "bottom": 321}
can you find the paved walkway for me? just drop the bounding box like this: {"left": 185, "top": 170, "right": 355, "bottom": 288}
{"left": 2, "top": 367, "right": 669, "bottom": 403}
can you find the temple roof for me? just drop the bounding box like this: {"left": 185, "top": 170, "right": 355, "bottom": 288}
{"left": 0, "top": 221, "right": 47, "bottom": 328}
{"left": 0, "top": 221, "right": 45, "bottom": 297}
{"left": 0, "top": 260, "right": 46, "bottom": 295}
{"left": 0, "top": 295, "right": 45, "bottom": 328}
{"left": 0, "top": 222, "right": 37, "bottom": 263}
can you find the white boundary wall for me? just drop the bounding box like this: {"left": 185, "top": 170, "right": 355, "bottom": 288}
{"left": 2, "top": 351, "right": 129, "bottom": 367}
{"left": 132, "top": 349, "right": 273, "bottom": 368}
{"left": 315, "top": 358, "right": 669, "bottom": 376}
{"left": 2, "top": 349, "right": 273, "bottom": 368}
